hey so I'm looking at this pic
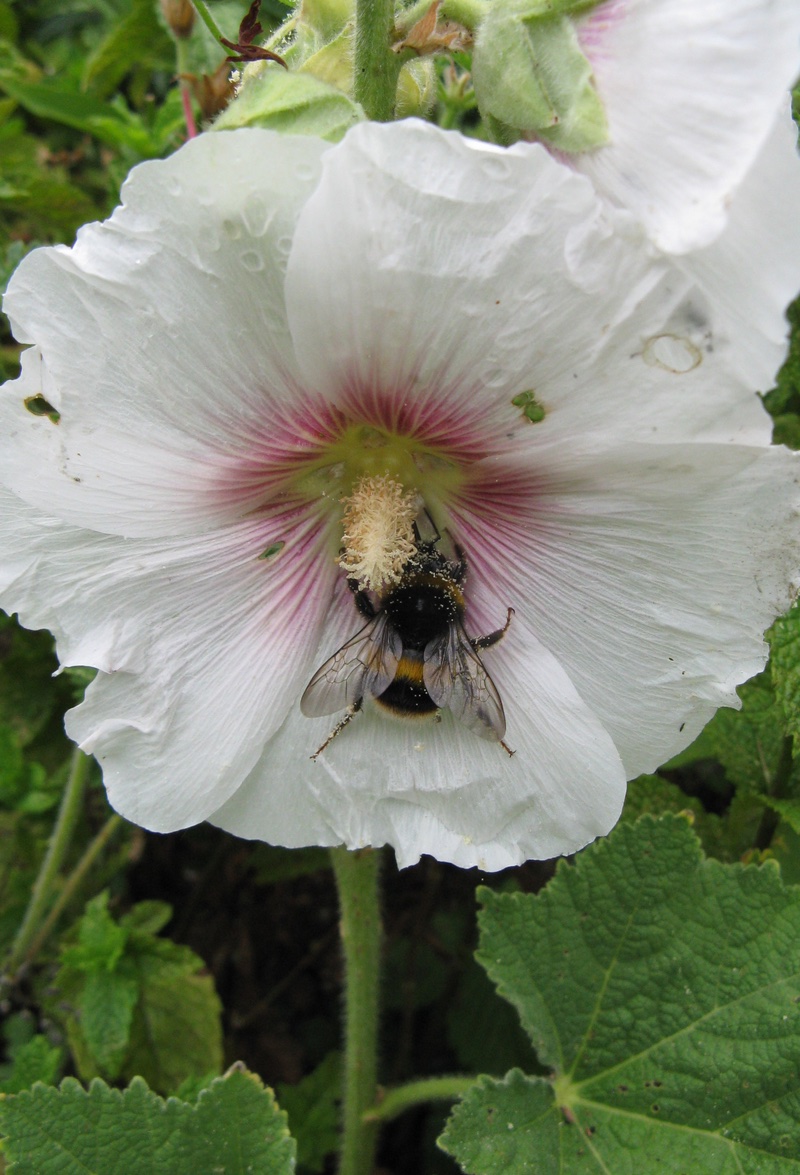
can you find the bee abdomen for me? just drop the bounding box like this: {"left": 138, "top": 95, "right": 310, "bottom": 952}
{"left": 375, "top": 654, "right": 437, "bottom": 716}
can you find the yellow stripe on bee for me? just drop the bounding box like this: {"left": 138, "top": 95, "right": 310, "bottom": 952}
{"left": 396, "top": 655, "right": 425, "bottom": 684}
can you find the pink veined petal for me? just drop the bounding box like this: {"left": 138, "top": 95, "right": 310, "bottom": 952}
{"left": 0, "top": 130, "right": 330, "bottom": 538}
{"left": 573, "top": 0, "right": 800, "bottom": 253}
{"left": 210, "top": 605, "right": 627, "bottom": 870}
{"left": 0, "top": 486, "right": 336, "bottom": 829}
{"left": 452, "top": 440, "right": 800, "bottom": 779}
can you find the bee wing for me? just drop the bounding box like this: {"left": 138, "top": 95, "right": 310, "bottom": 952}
{"left": 301, "top": 612, "right": 402, "bottom": 718}
{"left": 423, "top": 622, "right": 506, "bottom": 741}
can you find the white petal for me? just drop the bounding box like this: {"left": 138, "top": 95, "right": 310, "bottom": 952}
{"left": 676, "top": 103, "right": 800, "bottom": 390}
{"left": 286, "top": 119, "right": 665, "bottom": 418}
{"left": 0, "top": 487, "right": 336, "bottom": 829}
{"left": 0, "top": 129, "right": 328, "bottom": 538}
{"left": 211, "top": 611, "right": 626, "bottom": 870}
{"left": 452, "top": 441, "right": 800, "bottom": 779}
{"left": 574, "top": 0, "right": 800, "bottom": 252}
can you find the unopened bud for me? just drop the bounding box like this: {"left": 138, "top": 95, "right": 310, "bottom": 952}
{"left": 161, "top": 0, "right": 195, "bottom": 39}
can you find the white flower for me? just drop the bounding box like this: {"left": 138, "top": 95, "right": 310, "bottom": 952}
{"left": 0, "top": 121, "right": 797, "bottom": 870}
{"left": 551, "top": 0, "right": 800, "bottom": 394}
{"left": 570, "top": 0, "right": 800, "bottom": 253}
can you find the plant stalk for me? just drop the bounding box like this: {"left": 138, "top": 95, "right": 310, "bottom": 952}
{"left": 4, "top": 748, "right": 91, "bottom": 978}
{"left": 363, "top": 1075, "right": 477, "bottom": 1124}
{"left": 330, "top": 846, "right": 382, "bottom": 1175}
{"left": 354, "top": 0, "right": 401, "bottom": 120}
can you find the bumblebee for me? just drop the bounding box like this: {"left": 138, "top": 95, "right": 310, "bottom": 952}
{"left": 301, "top": 539, "right": 514, "bottom": 758}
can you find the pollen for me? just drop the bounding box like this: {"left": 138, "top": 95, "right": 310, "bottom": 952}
{"left": 338, "top": 475, "right": 419, "bottom": 592}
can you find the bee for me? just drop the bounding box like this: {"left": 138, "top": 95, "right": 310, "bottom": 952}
{"left": 301, "top": 536, "right": 514, "bottom": 758}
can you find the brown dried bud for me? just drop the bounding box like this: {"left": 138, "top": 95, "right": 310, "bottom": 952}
{"left": 161, "top": 0, "right": 195, "bottom": 39}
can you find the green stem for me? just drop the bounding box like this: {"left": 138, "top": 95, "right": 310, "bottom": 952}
{"left": 22, "top": 814, "right": 125, "bottom": 970}
{"left": 330, "top": 847, "right": 382, "bottom": 1175}
{"left": 191, "top": 0, "right": 226, "bottom": 46}
{"left": 363, "top": 1075, "right": 477, "bottom": 1124}
{"left": 354, "top": 0, "right": 400, "bottom": 121}
{"left": 4, "top": 748, "right": 91, "bottom": 978}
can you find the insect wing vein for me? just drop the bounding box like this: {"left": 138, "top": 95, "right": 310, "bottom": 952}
{"left": 300, "top": 612, "right": 402, "bottom": 717}
{"left": 423, "top": 623, "right": 506, "bottom": 740}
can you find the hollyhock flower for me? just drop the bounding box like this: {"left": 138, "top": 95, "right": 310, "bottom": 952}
{"left": 472, "top": 0, "right": 800, "bottom": 390}
{"left": 562, "top": 0, "right": 800, "bottom": 255}
{"left": 0, "top": 121, "right": 797, "bottom": 870}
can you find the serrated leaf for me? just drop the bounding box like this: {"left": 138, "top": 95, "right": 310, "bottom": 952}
{"left": 772, "top": 604, "right": 800, "bottom": 743}
{"left": 277, "top": 1051, "right": 341, "bottom": 1172}
{"left": 0, "top": 1068, "right": 296, "bottom": 1174}
{"left": 703, "top": 669, "right": 793, "bottom": 794}
{"left": 80, "top": 971, "right": 139, "bottom": 1079}
{"left": 447, "top": 959, "right": 541, "bottom": 1078}
{"left": 50, "top": 901, "right": 222, "bottom": 1091}
{"left": 441, "top": 816, "right": 800, "bottom": 1172}
{"left": 0, "top": 1035, "right": 62, "bottom": 1094}
{"left": 114, "top": 930, "right": 222, "bottom": 1092}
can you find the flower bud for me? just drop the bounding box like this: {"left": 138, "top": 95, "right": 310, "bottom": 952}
{"left": 160, "top": 0, "right": 195, "bottom": 39}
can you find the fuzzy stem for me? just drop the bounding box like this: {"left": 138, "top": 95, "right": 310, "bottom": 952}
{"left": 4, "top": 748, "right": 91, "bottom": 978}
{"left": 363, "top": 1075, "right": 477, "bottom": 1124}
{"left": 191, "top": 0, "right": 226, "bottom": 45}
{"left": 330, "top": 847, "right": 382, "bottom": 1175}
{"left": 354, "top": 0, "right": 401, "bottom": 121}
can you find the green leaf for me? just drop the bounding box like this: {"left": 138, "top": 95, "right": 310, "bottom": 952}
{"left": 277, "top": 1051, "right": 341, "bottom": 1173}
{"left": 213, "top": 68, "right": 365, "bottom": 141}
{"left": 79, "top": 971, "right": 140, "bottom": 1079}
{"left": 702, "top": 669, "right": 793, "bottom": 794}
{"left": 0, "top": 1067, "right": 296, "bottom": 1174}
{"left": 472, "top": 0, "right": 608, "bottom": 151}
{"left": 0, "top": 1035, "right": 62, "bottom": 1094}
{"left": 82, "top": 0, "right": 173, "bottom": 100}
{"left": 50, "top": 899, "right": 223, "bottom": 1092}
{"left": 771, "top": 604, "right": 800, "bottom": 743}
{"left": 61, "top": 892, "right": 128, "bottom": 972}
{"left": 440, "top": 816, "right": 800, "bottom": 1172}
{"left": 122, "top": 937, "right": 223, "bottom": 1092}
{"left": 0, "top": 77, "right": 157, "bottom": 154}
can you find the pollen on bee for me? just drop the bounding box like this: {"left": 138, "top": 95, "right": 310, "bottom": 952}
{"left": 338, "top": 474, "right": 420, "bottom": 592}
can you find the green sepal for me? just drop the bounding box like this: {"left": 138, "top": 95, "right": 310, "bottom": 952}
{"left": 396, "top": 57, "right": 437, "bottom": 119}
{"left": 213, "top": 68, "right": 364, "bottom": 141}
{"left": 472, "top": 0, "right": 608, "bottom": 152}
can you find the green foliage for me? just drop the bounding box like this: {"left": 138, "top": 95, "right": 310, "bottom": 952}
{"left": 440, "top": 815, "right": 800, "bottom": 1172}
{"left": 0, "top": 1019, "right": 62, "bottom": 1093}
{"left": 764, "top": 294, "right": 800, "bottom": 446}
{"left": 48, "top": 893, "right": 223, "bottom": 1091}
{"left": 0, "top": 1067, "right": 296, "bottom": 1174}
{"left": 472, "top": 0, "right": 609, "bottom": 151}
{"left": 277, "top": 1051, "right": 342, "bottom": 1172}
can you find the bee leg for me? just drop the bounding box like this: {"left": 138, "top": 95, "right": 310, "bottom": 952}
{"left": 472, "top": 607, "right": 515, "bottom": 652}
{"left": 500, "top": 739, "right": 515, "bottom": 757}
{"left": 310, "top": 699, "right": 363, "bottom": 760}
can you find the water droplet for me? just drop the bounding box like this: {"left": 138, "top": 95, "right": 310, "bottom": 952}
{"left": 295, "top": 161, "right": 317, "bottom": 183}
{"left": 222, "top": 218, "right": 242, "bottom": 240}
{"left": 480, "top": 155, "right": 511, "bottom": 181}
{"left": 276, "top": 235, "right": 293, "bottom": 257}
{"left": 240, "top": 250, "right": 264, "bottom": 272}
{"left": 642, "top": 333, "right": 702, "bottom": 375}
{"left": 242, "top": 193, "right": 273, "bottom": 236}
